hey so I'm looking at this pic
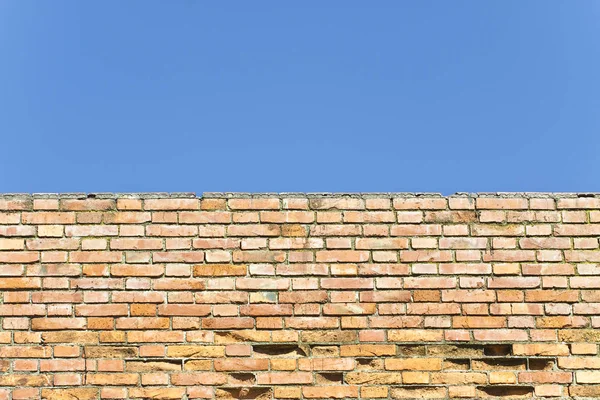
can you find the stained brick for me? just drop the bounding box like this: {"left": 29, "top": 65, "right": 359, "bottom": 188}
{"left": 0, "top": 193, "right": 597, "bottom": 397}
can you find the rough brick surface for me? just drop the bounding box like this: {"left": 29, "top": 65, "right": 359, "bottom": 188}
{"left": 0, "top": 192, "right": 599, "bottom": 399}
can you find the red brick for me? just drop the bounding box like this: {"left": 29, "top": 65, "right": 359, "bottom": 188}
{"left": 391, "top": 224, "right": 442, "bottom": 236}
{"left": 519, "top": 371, "right": 572, "bottom": 384}
{"left": 240, "top": 304, "right": 293, "bottom": 316}
{"left": 32, "top": 318, "right": 86, "bottom": 330}
{"left": 40, "top": 359, "right": 85, "bottom": 372}
{"left": 179, "top": 211, "right": 231, "bottom": 224}
{"left": 22, "top": 212, "right": 75, "bottom": 224}
{"left": 0, "top": 278, "right": 41, "bottom": 289}
{"left": 0, "top": 251, "right": 39, "bottom": 263}
{"left": 393, "top": 198, "right": 447, "bottom": 210}
{"left": 555, "top": 224, "right": 600, "bottom": 236}
{"left": 488, "top": 277, "right": 540, "bottom": 288}
{"left": 214, "top": 359, "right": 269, "bottom": 371}
{"left": 157, "top": 305, "right": 211, "bottom": 316}
{"left": 109, "top": 238, "right": 163, "bottom": 250}
{"left": 321, "top": 278, "right": 373, "bottom": 289}
{"left": 442, "top": 290, "right": 496, "bottom": 303}
{"left": 0, "top": 238, "right": 24, "bottom": 249}
{"left": 472, "top": 224, "right": 525, "bottom": 236}
{"left": 75, "top": 304, "right": 128, "bottom": 316}
{"left": 476, "top": 198, "right": 528, "bottom": 209}
{"left": 61, "top": 199, "right": 115, "bottom": 211}
{"left": 355, "top": 238, "right": 409, "bottom": 249}
{"left": 439, "top": 237, "right": 487, "bottom": 249}
{"left": 146, "top": 225, "right": 198, "bottom": 237}
{"left": 228, "top": 198, "right": 280, "bottom": 210}
{"left": 201, "top": 318, "right": 254, "bottom": 329}
{"left": 142, "top": 199, "right": 198, "bottom": 210}
{"left": 285, "top": 317, "right": 339, "bottom": 329}
{"left": 227, "top": 224, "right": 280, "bottom": 237}
{"left": 404, "top": 277, "right": 456, "bottom": 289}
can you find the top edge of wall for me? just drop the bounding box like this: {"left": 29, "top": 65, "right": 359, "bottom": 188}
{"left": 1, "top": 192, "right": 600, "bottom": 199}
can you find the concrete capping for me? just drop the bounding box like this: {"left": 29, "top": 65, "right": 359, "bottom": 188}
{"left": 0, "top": 192, "right": 598, "bottom": 199}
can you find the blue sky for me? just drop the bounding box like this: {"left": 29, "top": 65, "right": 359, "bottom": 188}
{"left": 1, "top": 2, "right": 598, "bottom": 194}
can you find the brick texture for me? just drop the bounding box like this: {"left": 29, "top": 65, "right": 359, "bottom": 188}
{"left": 0, "top": 192, "right": 599, "bottom": 399}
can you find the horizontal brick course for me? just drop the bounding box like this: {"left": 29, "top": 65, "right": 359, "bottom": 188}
{"left": 0, "top": 192, "right": 598, "bottom": 398}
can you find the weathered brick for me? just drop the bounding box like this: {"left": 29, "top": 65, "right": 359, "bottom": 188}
{"left": 256, "top": 372, "right": 313, "bottom": 385}
{"left": 41, "top": 388, "right": 98, "bottom": 399}
{"left": 0, "top": 193, "right": 598, "bottom": 397}
{"left": 32, "top": 318, "right": 86, "bottom": 330}
{"left": 0, "top": 278, "right": 41, "bottom": 289}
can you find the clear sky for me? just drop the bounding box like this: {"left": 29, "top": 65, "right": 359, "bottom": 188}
{"left": 1, "top": 2, "right": 598, "bottom": 195}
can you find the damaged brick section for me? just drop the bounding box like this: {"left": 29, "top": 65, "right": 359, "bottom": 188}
{"left": 0, "top": 192, "right": 599, "bottom": 399}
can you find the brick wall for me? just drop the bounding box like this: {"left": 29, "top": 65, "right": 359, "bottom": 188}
{"left": 0, "top": 192, "right": 599, "bottom": 399}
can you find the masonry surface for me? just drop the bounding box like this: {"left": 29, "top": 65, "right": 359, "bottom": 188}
{"left": 0, "top": 193, "right": 599, "bottom": 399}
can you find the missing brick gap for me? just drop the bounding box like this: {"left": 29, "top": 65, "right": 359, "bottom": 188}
{"left": 477, "top": 386, "right": 534, "bottom": 397}
{"left": 528, "top": 358, "right": 555, "bottom": 370}
{"left": 253, "top": 344, "right": 307, "bottom": 357}
{"left": 216, "top": 387, "right": 272, "bottom": 399}
{"left": 483, "top": 344, "right": 511, "bottom": 356}
{"left": 319, "top": 373, "right": 343, "bottom": 382}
